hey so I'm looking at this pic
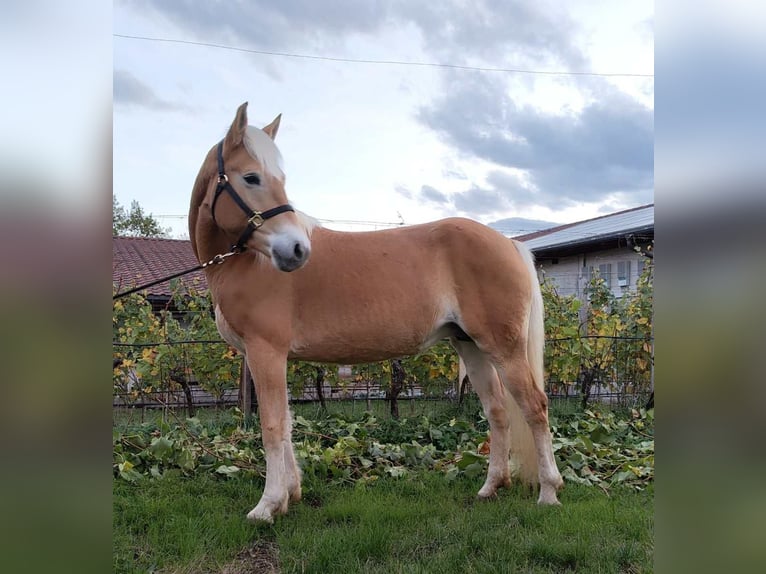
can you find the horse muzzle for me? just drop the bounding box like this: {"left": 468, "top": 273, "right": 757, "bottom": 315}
{"left": 272, "top": 240, "right": 311, "bottom": 272}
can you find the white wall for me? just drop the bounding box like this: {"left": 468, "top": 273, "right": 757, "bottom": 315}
{"left": 536, "top": 246, "right": 647, "bottom": 300}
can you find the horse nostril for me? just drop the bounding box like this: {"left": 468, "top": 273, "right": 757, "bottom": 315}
{"left": 293, "top": 243, "right": 304, "bottom": 259}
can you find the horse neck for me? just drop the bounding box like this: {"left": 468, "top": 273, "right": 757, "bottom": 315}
{"left": 194, "top": 205, "right": 235, "bottom": 266}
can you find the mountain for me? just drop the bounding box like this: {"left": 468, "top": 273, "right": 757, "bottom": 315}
{"left": 488, "top": 217, "right": 560, "bottom": 237}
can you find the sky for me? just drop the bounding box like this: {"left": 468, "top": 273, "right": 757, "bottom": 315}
{"left": 113, "top": 0, "right": 653, "bottom": 238}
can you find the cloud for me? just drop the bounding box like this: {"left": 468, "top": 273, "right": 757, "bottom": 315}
{"left": 397, "top": 1, "right": 587, "bottom": 70}
{"left": 113, "top": 69, "right": 179, "bottom": 110}
{"left": 117, "top": 0, "right": 652, "bottom": 216}
{"left": 120, "top": 0, "right": 391, "bottom": 53}
{"left": 636, "top": 16, "right": 654, "bottom": 41}
{"left": 394, "top": 185, "right": 412, "bottom": 199}
{"left": 411, "top": 152, "right": 653, "bottom": 219}
{"left": 441, "top": 167, "right": 467, "bottom": 180}
{"left": 420, "top": 185, "right": 449, "bottom": 204}
{"left": 406, "top": 179, "right": 510, "bottom": 219}
{"left": 451, "top": 186, "right": 507, "bottom": 216}
{"left": 120, "top": 0, "right": 586, "bottom": 71}
{"left": 418, "top": 74, "right": 653, "bottom": 209}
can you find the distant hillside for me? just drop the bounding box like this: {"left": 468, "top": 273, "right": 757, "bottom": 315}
{"left": 488, "top": 217, "right": 560, "bottom": 237}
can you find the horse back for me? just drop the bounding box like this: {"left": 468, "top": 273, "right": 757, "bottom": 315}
{"left": 284, "top": 218, "right": 529, "bottom": 361}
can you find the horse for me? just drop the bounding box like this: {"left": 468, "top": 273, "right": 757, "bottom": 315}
{"left": 188, "top": 102, "right": 564, "bottom": 523}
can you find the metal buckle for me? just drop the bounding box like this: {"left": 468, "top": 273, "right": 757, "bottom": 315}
{"left": 217, "top": 173, "right": 228, "bottom": 184}
{"left": 247, "top": 211, "right": 264, "bottom": 228}
{"left": 202, "top": 250, "right": 238, "bottom": 268}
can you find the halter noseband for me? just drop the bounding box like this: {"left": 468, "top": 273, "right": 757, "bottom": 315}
{"left": 210, "top": 140, "right": 295, "bottom": 251}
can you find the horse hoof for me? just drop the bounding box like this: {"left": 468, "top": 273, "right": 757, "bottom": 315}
{"left": 246, "top": 506, "right": 275, "bottom": 524}
{"left": 537, "top": 489, "right": 562, "bottom": 506}
{"left": 288, "top": 487, "right": 302, "bottom": 503}
{"left": 477, "top": 475, "right": 510, "bottom": 499}
{"left": 477, "top": 488, "right": 498, "bottom": 500}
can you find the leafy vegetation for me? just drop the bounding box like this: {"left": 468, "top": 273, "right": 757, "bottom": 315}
{"left": 113, "top": 285, "right": 239, "bottom": 408}
{"left": 542, "top": 256, "right": 654, "bottom": 405}
{"left": 550, "top": 407, "right": 654, "bottom": 490}
{"left": 114, "top": 405, "right": 653, "bottom": 492}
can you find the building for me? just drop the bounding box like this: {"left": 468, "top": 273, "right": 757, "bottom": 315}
{"left": 515, "top": 204, "right": 654, "bottom": 300}
{"left": 112, "top": 236, "right": 207, "bottom": 311}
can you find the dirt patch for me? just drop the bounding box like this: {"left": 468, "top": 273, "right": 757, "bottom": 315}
{"left": 220, "top": 540, "right": 280, "bottom": 574}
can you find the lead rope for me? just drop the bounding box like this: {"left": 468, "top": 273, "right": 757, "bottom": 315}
{"left": 112, "top": 248, "right": 240, "bottom": 300}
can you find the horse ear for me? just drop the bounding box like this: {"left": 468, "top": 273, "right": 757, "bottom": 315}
{"left": 262, "top": 114, "right": 281, "bottom": 140}
{"left": 224, "top": 102, "right": 249, "bottom": 149}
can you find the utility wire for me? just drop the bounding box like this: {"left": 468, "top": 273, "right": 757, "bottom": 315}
{"left": 114, "top": 33, "right": 654, "bottom": 78}
{"left": 153, "top": 213, "right": 651, "bottom": 239}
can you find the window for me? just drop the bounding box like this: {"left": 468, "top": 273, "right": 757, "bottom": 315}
{"left": 617, "top": 261, "right": 631, "bottom": 288}
{"left": 589, "top": 263, "right": 612, "bottom": 288}
{"left": 599, "top": 263, "right": 612, "bottom": 288}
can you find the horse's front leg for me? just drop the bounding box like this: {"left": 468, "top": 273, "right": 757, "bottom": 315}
{"left": 244, "top": 341, "right": 297, "bottom": 523}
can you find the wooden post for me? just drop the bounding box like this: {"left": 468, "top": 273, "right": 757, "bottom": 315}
{"left": 647, "top": 292, "right": 655, "bottom": 410}
{"left": 315, "top": 366, "right": 327, "bottom": 411}
{"left": 240, "top": 357, "right": 253, "bottom": 425}
{"left": 366, "top": 375, "right": 371, "bottom": 412}
{"left": 388, "top": 359, "right": 405, "bottom": 419}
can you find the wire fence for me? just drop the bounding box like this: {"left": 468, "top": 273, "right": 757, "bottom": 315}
{"left": 113, "top": 334, "right": 653, "bottom": 414}
{"left": 545, "top": 335, "right": 653, "bottom": 408}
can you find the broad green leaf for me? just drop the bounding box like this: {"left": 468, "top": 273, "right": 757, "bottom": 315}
{"left": 456, "top": 451, "right": 484, "bottom": 470}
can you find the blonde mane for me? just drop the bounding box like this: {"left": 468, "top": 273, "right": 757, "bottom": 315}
{"left": 244, "top": 126, "right": 284, "bottom": 180}
{"left": 244, "top": 125, "right": 320, "bottom": 238}
{"left": 296, "top": 210, "right": 320, "bottom": 237}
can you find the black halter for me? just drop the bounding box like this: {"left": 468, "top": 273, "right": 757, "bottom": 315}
{"left": 210, "top": 140, "right": 295, "bottom": 251}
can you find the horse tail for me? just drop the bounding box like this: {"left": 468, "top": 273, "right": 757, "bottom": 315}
{"left": 507, "top": 240, "right": 544, "bottom": 485}
{"left": 514, "top": 240, "right": 546, "bottom": 398}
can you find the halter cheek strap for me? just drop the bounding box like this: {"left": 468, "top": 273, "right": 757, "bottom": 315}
{"left": 210, "top": 140, "right": 295, "bottom": 251}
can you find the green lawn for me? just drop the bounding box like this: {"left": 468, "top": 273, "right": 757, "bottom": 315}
{"left": 114, "top": 471, "right": 653, "bottom": 573}
{"left": 114, "top": 400, "right": 652, "bottom": 573}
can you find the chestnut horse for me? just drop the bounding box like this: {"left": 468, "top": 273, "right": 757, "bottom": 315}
{"left": 189, "top": 103, "right": 563, "bottom": 522}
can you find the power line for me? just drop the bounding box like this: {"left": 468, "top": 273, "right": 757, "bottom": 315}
{"left": 154, "top": 214, "right": 404, "bottom": 227}
{"left": 114, "top": 33, "right": 654, "bottom": 78}
{"left": 153, "top": 213, "right": 651, "bottom": 239}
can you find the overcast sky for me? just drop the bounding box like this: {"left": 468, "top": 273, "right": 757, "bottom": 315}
{"left": 114, "top": 0, "right": 653, "bottom": 238}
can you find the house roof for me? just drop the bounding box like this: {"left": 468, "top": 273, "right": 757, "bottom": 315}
{"left": 515, "top": 204, "right": 654, "bottom": 254}
{"left": 113, "top": 236, "right": 207, "bottom": 298}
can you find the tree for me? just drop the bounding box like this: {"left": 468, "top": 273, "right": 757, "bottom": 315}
{"left": 113, "top": 196, "right": 170, "bottom": 238}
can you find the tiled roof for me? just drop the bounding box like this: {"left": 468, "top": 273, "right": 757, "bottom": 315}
{"left": 113, "top": 236, "right": 207, "bottom": 298}
{"left": 515, "top": 204, "right": 654, "bottom": 251}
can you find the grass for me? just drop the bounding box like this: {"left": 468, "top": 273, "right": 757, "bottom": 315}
{"left": 114, "top": 471, "right": 653, "bottom": 573}
{"left": 114, "top": 400, "right": 652, "bottom": 572}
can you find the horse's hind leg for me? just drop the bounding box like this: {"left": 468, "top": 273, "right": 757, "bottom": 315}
{"left": 494, "top": 348, "right": 563, "bottom": 505}
{"left": 452, "top": 339, "right": 512, "bottom": 498}
{"left": 244, "top": 341, "right": 294, "bottom": 523}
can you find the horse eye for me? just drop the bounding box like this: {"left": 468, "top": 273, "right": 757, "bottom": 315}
{"left": 243, "top": 173, "right": 261, "bottom": 186}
